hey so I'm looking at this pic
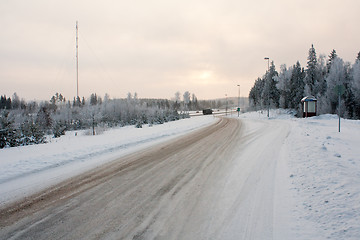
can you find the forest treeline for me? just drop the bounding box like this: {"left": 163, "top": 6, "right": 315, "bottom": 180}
{"left": 249, "top": 45, "right": 360, "bottom": 118}
{"left": 0, "top": 91, "right": 229, "bottom": 149}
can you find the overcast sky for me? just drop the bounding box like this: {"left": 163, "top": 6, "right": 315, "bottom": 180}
{"left": 1, "top": 0, "right": 359, "bottom": 101}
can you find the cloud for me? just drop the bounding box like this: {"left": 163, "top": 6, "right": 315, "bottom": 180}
{"left": 1, "top": 0, "right": 360, "bottom": 100}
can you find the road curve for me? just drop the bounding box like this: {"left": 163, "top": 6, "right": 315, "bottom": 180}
{"left": 0, "top": 117, "right": 289, "bottom": 240}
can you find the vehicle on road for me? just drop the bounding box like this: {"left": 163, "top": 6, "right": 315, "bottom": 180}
{"left": 202, "top": 109, "right": 213, "bottom": 115}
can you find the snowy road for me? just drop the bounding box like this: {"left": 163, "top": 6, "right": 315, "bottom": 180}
{"left": 0, "top": 117, "right": 290, "bottom": 240}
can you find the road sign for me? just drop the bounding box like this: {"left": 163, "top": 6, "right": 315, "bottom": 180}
{"left": 334, "top": 85, "right": 345, "bottom": 132}
{"left": 334, "top": 85, "right": 345, "bottom": 96}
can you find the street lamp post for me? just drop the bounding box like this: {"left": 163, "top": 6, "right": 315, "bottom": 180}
{"left": 237, "top": 84, "right": 240, "bottom": 117}
{"left": 225, "top": 94, "right": 228, "bottom": 116}
{"left": 264, "top": 57, "right": 270, "bottom": 71}
{"left": 264, "top": 57, "right": 270, "bottom": 118}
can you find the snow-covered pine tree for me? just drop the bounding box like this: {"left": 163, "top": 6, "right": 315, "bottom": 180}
{"left": 327, "top": 49, "right": 338, "bottom": 73}
{"left": 36, "top": 105, "right": 53, "bottom": 133}
{"left": 342, "top": 62, "right": 355, "bottom": 118}
{"left": 305, "top": 44, "right": 319, "bottom": 95}
{"left": 20, "top": 116, "right": 45, "bottom": 145}
{"left": 265, "top": 61, "right": 279, "bottom": 108}
{"left": 289, "top": 61, "right": 305, "bottom": 109}
{"left": 249, "top": 77, "right": 265, "bottom": 109}
{"left": 0, "top": 111, "right": 17, "bottom": 148}
{"left": 90, "top": 93, "right": 98, "bottom": 105}
{"left": 0, "top": 95, "right": 12, "bottom": 110}
{"left": 352, "top": 59, "right": 360, "bottom": 118}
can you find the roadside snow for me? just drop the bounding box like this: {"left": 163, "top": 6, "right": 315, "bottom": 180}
{"left": 287, "top": 115, "right": 360, "bottom": 239}
{"left": 0, "top": 116, "right": 216, "bottom": 205}
{"left": 241, "top": 110, "right": 360, "bottom": 239}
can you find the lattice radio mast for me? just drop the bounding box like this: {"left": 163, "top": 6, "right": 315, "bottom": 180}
{"left": 76, "top": 21, "right": 79, "bottom": 98}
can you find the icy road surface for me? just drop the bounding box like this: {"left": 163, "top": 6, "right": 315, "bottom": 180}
{"left": 0, "top": 117, "right": 290, "bottom": 239}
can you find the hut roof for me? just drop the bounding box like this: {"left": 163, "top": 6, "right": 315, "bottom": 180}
{"left": 301, "top": 96, "right": 317, "bottom": 102}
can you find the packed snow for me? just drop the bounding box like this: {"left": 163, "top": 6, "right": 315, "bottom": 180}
{"left": 1, "top": 110, "right": 359, "bottom": 239}
{"left": 241, "top": 109, "right": 360, "bottom": 239}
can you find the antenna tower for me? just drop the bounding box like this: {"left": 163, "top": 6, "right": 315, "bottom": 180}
{"left": 76, "top": 21, "right": 79, "bottom": 98}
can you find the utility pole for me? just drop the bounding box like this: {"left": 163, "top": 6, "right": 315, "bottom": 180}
{"left": 225, "top": 94, "right": 228, "bottom": 116}
{"left": 76, "top": 21, "right": 79, "bottom": 99}
{"left": 334, "top": 84, "right": 345, "bottom": 132}
{"left": 237, "top": 84, "right": 240, "bottom": 117}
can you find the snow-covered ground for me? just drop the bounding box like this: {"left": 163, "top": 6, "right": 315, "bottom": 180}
{"left": 1, "top": 110, "right": 359, "bottom": 239}
{"left": 242, "top": 109, "right": 360, "bottom": 239}
{"left": 0, "top": 116, "right": 216, "bottom": 205}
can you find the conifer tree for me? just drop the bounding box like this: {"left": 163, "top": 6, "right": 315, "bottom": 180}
{"left": 305, "top": 44, "right": 318, "bottom": 95}
{"left": 0, "top": 111, "right": 17, "bottom": 148}
{"left": 289, "top": 61, "right": 305, "bottom": 109}
{"left": 352, "top": 60, "right": 360, "bottom": 118}
{"left": 36, "top": 106, "right": 52, "bottom": 132}
{"left": 249, "top": 77, "right": 265, "bottom": 109}
{"left": 261, "top": 61, "right": 279, "bottom": 108}
{"left": 327, "top": 49, "right": 338, "bottom": 73}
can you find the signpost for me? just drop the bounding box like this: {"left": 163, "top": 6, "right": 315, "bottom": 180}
{"left": 334, "top": 85, "right": 345, "bottom": 132}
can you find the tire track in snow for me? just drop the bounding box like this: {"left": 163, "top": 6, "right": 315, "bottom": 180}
{"left": 0, "top": 117, "right": 290, "bottom": 240}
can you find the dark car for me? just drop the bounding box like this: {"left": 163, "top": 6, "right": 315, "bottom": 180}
{"left": 202, "top": 109, "right": 213, "bottom": 115}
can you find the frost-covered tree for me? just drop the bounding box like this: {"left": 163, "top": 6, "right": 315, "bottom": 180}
{"left": 183, "top": 91, "right": 190, "bottom": 112}
{"left": 174, "top": 91, "right": 181, "bottom": 110}
{"left": 327, "top": 49, "right": 338, "bottom": 73}
{"left": 12, "top": 93, "right": 20, "bottom": 109}
{"left": 343, "top": 62, "right": 355, "bottom": 118}
{"left": 191, "top": 93, "right": 199, "bottom": 110}
{"left": 261, "top": 61, "right": 279, "bottom": 108}
{"left": 0, "top": 95, "right": 12, "bottom": 110}
{"left": 275, "top": 64, "right": 292, "bottom": 108}
{"left": 249, "top": 77, "right": 265, "bottom": 109}
{"left": 36, "top": 105, "right": 53, "bottom": 133}
{"left": 324, "top": 57, "right": 346, "bottom": 114}
{"left": 133, "top": 92, "right": 138, "bottom": 104}
{"left": 352, "top": 60, "right": 360, "bottom": 118}
{"left": 317, "top": 54, "right": 328, "bottom": 96}
{"left": 127, "top": 92, "right": 132, "bottom": 101}
{"left": 90, "top": 93, "right": 98, "bottom": 105}
{"left": 20, "top": 115, "right": 45, "bottom": 145}
{"left": 0, "top": 111, "right": 17, "bottom": 148}
{"left": 104, "top": 93, "right": 110, "bottom": 103}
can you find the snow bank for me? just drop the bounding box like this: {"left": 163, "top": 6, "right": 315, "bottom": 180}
{"left": 0, "top": 116, "right": 216, "bottom": 205}
{"left": 286, "top": 115, "right": 360, "bottom": 239}
{"left": 240, "top": 110, "right": 360, "bottom": 239}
